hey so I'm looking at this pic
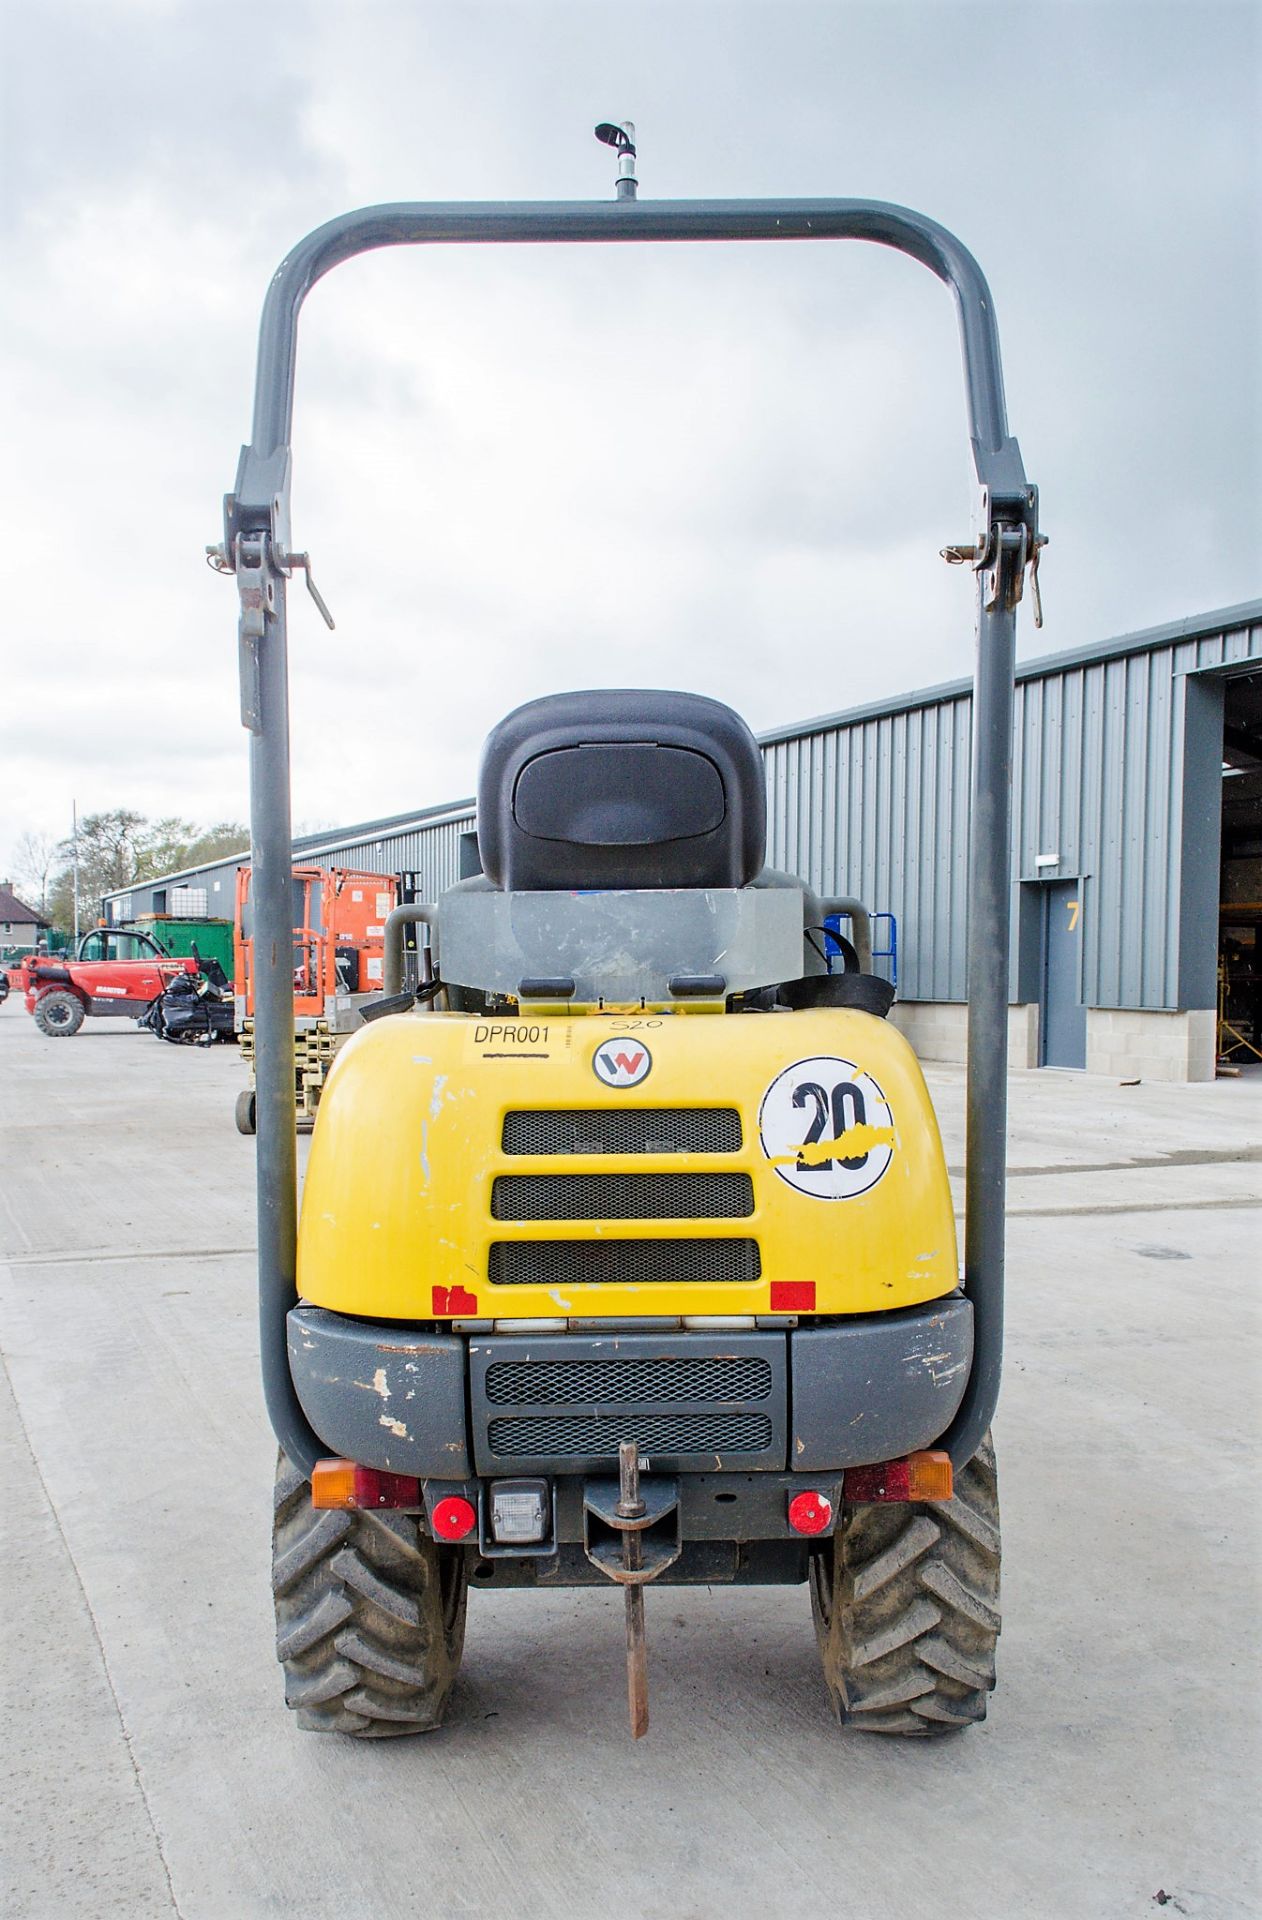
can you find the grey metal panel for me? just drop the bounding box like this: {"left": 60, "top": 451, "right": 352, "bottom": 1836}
{"left": 287, "top": 1307, "right": 471, "bottom": 1478}
{"left": 790, "top": 1295, "right": 973, "bottom": 1468}
{"left": 1040, "top": 881, "right": 1087, "bottom": 1067}
{"left": 760, "top": 691, "right": 973, "bottom": 1002}
{"left": 104, "top": 856, "right": 244, "bottom": 923}
{"left": 753, "top": 610, "right": 1261, "bottom": 1014}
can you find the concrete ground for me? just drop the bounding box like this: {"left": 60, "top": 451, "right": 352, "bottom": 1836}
{"left": 1, "top": 999, "right": 1258, "bottom": 1920}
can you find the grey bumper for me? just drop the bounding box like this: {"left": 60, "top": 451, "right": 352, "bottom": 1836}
{"left": 288, "top": 1310, "right": 472, "bottom": 1478}
{"left": 789, "top": 1295, "right": 973, "bottom": 1469}
{"left": 288, "top": 1293, "right": 972, "bottom": 1479}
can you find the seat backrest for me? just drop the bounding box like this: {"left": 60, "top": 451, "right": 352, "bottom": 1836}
{"left": 477, "top": 689, "right": 767, "bottom": 891}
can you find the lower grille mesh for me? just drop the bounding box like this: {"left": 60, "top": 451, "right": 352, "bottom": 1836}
{"left": 488, "top": 1410, "right": 773, "bottom": 1459}
{"left": 484, "top": 1354, "right": 773, "bottom": 1406}
{"left": 488, "top": 1237, "right": 762, "bottom": 1287}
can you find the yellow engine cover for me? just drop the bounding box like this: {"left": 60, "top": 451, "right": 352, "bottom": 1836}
{"left": 296, "top": 1009, "right": 958, "bottom": 1322}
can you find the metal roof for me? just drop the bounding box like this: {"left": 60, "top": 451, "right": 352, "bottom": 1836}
{"left": 756, "top": 598, "right": 1262, "bottom": 747}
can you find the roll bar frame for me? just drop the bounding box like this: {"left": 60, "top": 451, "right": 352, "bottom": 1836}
{"left": 217, "top": 195, "right": 1041, "bottom": 1479}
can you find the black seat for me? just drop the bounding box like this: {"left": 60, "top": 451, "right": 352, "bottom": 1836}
{"left": 477, "top": 689, "right": 767, "bottom": 891}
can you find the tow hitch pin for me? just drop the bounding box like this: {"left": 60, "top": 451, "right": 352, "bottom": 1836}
{"left": 617, "top": 1440, "right": 650, "bottom": 1740}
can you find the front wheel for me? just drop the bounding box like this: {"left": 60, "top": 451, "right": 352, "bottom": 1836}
{"left": 810, "top": 1435, "right": 1000, "bottom": 1735}
{"left": 271, "top": 1453, "right": 469, "bottom": 1737}
{"left": 234, "top": 1089, "right": 257, "bottom": 1135}
{"left": 33, "top": 990, "right": 85, "bottom": 1037}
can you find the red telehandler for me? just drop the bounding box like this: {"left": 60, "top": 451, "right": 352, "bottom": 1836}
{"left": 20, "top": 928, "right": 197, "bottom": 1035}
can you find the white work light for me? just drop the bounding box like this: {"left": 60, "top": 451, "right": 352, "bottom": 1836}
{"left": 489, "top": 1479, "right": 550, "bottom": 1545}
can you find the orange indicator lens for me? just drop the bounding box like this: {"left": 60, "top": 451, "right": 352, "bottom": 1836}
{"left": 311, "top": 1459, "right": 358, "bottom": 1508}
{"left": 905, "top": 1450, "right": 954, "bottom": 1501}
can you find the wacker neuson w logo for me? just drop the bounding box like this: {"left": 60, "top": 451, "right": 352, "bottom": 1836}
{"left": 592, "top": 1039, "right": 653, "bottom": 1087}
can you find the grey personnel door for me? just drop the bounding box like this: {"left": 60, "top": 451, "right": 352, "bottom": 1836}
{"left": 1040, "top": 881, "right": 1086, "bottom": 1068}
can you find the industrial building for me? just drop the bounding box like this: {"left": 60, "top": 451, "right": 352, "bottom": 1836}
{"left": 104, "top": 598, "right": 1262, "bottom": 1084}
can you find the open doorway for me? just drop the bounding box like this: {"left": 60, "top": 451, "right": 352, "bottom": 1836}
{"left": 1219, "top": 670, "right": 1262, "bottom": 1068}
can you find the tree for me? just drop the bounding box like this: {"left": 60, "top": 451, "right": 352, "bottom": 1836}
{"left": 8, "top": 829, "right": 59, "bottom": 918}
{"left": 136, "top": 816, "right": 199, "bottom": 880}
{"left": 172, "top": 821, "right": 248, "bottom": 871}
{"left": 41, "top": 810, "right": 248, "bottom": 933}
{"left": 44, "top": 809, "right": 145, "bottom": 932}
{"left": 131, "top": 818, "right": 248, "bottom": 880}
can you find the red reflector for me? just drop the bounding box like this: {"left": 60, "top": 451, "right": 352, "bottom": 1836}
{"left": 431, "top": 1495, "right": 478, "bottom": 1541}
{"left": 432, "top": 1284, "right": 479, "bottom": 1316}
{"left": 787, "top": 1489, "right": 833, "bottom": 1535}
{"left": 769, "top": 1281, "right": 816, "bottom": 1312}
{"left": 845, "top": 1451, "right": 953, "bottom": 1504}
{"left": 311, "top": 1460, "right": 420, "bottom": 1510}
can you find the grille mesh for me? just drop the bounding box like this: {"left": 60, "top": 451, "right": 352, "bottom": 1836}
{"left": 491, "top": 1172, "right": 753, "bottom": 1221}
{"left": 487, "top": 1410, "right": 773, "bottom": 1459}
{"left": 488, "top": 1237, "right": 762, "bottom": 1288}
{"left": 502, "top": 1108, "right": 742, "bottom": 1156}
{"left": 484, "top": 1354, "right": 773, "bottom": 1406}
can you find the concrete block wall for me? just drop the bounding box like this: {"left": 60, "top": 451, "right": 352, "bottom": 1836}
{"left": 889, "top": 1000, "right": 968, "bottom": 1063}
{"left": 1085, "top": 1008, "right": 1216, "bottom": 1083}
{"left": 890, "top": 1002, "right": 1041, "bottom": 1068}
{"left": 892, "top": 999, "right": 1216, "bottom": 1083}
{"left": 1007, "top": 1003, "right": 1040, "bottom": 1069}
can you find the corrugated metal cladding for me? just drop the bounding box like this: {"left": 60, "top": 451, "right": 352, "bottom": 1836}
{"left": 765, "top": 605, "right": 1261, "bottom": 1007}
{"left": 764, "top": 697, "right": 972, "bottom": 1003}
{"left": 312, "top": 813, "right": 475, "bottom": 900}
{"left": 1012, "top": 614, "right": 1261, "bottom": 1010}
{"left": 105, "top": 809, "right": 477, "bottom": 923}
{"left": 103, "top": 602, "right": 1262, "bottom": 1013}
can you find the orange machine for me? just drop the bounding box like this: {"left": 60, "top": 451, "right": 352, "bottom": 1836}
{"left": 233, "top": 866, "right": 397, "bottom": 1132}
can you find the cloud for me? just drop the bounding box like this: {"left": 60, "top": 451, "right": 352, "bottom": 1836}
{"left": 2, "top": 0, "right": 1258, "bottom": 871}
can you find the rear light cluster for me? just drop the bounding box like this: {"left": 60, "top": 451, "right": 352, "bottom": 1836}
{"left": 311, "top": 1461, "right": 420, "bottom": 1510}
{"left": 845, "top": 1450, "right": 953, "bottom": 1503}
{"left": 313, "top": 1449, "right": 954, "bottom": 1539}
{"left": 310, "top": 1468, "right": 550, "bottom": 1549}
{"left": 785, "top": 1451, "right": 954, "bottom": 1534}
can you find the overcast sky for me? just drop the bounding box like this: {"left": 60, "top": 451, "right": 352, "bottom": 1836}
{"left": 2, "top": 0, "right": 1259, "bottom": 869}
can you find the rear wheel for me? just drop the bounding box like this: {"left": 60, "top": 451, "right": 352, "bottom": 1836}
{"left": 33, "top": 990, "right": 85, "bottom": 1036}
{"left": 234, "top": 1089, "right": 257, "bottom": 1135}
{"left": 271, "top": 1452, "right": 469, "bottom": 1737}
{"left": 810, "top": 1435, "right": 1000, "bottom": 1735}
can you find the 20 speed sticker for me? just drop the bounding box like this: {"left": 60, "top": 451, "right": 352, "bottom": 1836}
{"left": 758, "top": 1056, "right": 895, "bottom": 1200}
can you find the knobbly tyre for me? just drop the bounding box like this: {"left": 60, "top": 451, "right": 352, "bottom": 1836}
{"left": 214, "top": 126, "right": 1041, "bottom": 1741}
